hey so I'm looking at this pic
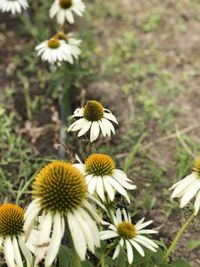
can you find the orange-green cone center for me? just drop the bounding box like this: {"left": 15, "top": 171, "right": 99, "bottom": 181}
{"left": 48, "top": 38, "right": 60, "bottom": 49}
{"left": 117, "top": 222, "right": 137, "bottom": 239}
{"left": 193, "top": 157, "right": 200, "bottom": 179}
{"left": 83, "top": 100, "right": 104, "bottom": 121}
{"left": 59, "top": 0, "right": 72, "bottom": 9}
{"left": 0, "top": 204, "right": 24, "bottom": 237}
{"left": 85, "top": 154, "right": 115, "bottom": 176}
{"left": 32, "top": 161, "right": 87, "bottom": 215}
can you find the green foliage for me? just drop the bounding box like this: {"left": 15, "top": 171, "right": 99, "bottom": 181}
{"left": 186, "top": 239, "right": 200, "bottom": 251}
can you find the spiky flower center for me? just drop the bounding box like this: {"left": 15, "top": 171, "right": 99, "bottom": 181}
{"left": 193, "top": 157, "right": 200, "bottom": 179}
{"left": 48, "top": 38, "right": 60, "bottom": 49}
{"left": 85, "top": 154, "right": 115, "bottom": 176}
{"left": 0, "top": 204, "right": 24, "bottom": 237}
{"left": 59, "top": 0, "right": 72, "bottom": 9}
{"left": 33, "top": 161, "right": 87, "bottom": 215}
{"left": 83, "top": 100, "right": 104, "bottom": 121}
{"left": 55, "top": 31, "right": 68, "bottom": 41}
{"left": 117, "top": 222, "right": 137, "bottom": 239}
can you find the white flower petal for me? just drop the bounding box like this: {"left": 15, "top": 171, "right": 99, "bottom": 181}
{"left": 90, "top": 121, "right": 100, "bottom": 142}
{"left": 77, "top": 121, "right": 92, "bottom": 137}
{"left": 105, "top": 176, "right": 130, "bottom": 203}
{"left": 112, "top": 243, "right": 121, "bottom": 259}
{"left": 88, "top": 177, "right": 98, "bottom": 195}
{"left": 96, "top": 177, "right": 105, "bottom": 201}
{"left": 116, "top": 208, "right": 122, "bottom": 222}
{"left": 194, "top": 190, "right": 200, "bottom": 215}
{"left": 129, "top": 239, "right": 145, "bottom": 257}
{"left": 45, "top": 213, "right": 64, "bottom": 266}
{"left": 4, "top": 237, "right": 15, "bottom": 267}
{"left": 171, "top": 175, "right": 197, "bottom": 198}
{"left": 73, "top": 209, "right": 95, "bottom": 253}
{"left": 12, "top": 237, "right": 23, "bottom": 267}
{"left": 35, "top": 212, "right": 53, "bottom": 262}
{"left": 67, "top": 212, "right": 87, "bottom": 260}
{"left": 169, "top": 173, "right": 196, "bottom": 190}
{"left": 126, "top": 240, "right": 134, "bottom": 264}
{"left": 180, "top": 180, "right": 200, "bottom": 208}
{"left": 136, "top": 220, "right": 153, "bottom": 230}
{"left": 18, "top": 237, "right": 33, "bottom": 265}
{"left": 78, "top": 207, "right": 100, "bottom": 247}
{"left": 103, "top": 112, "right": 118, "bottom": 124}
{"left": 100, "top": 230, "right": 118, "bottom": 240}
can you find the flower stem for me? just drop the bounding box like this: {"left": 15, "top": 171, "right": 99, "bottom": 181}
{"left": 163, "top": 212, "right": 195, "bottom": 262}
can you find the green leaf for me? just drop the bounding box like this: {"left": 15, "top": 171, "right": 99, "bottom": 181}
{"left": 58, "top": 245, "right": 75, "bottom": 267}
{"left": 158, "top": 264, "right": 173, "bottom": 267}
{"left": 116, "top": 248, "right": 127, "bottom": 267}
{"left": 172, "top": 259, "right": 192, "bottom": 267}
{"left": 82, "top": 260, "right": 95, "bottom": 267}
{"left": 186, "top": 239, "right": 200, "bottom": 251}
{"left": 130, "top": 248, "right": 155, "bottom": 265}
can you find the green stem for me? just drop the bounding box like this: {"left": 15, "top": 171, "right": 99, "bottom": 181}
{"left": 163, "top": 212, "right": 195, "bottom": 261}
{"left": 96, "top": 241, "right": 118, "bottom": 267}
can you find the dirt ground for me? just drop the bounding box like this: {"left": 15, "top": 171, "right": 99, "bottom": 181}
{"left": 0, "top": 0, "right": 200, "bottom": 266}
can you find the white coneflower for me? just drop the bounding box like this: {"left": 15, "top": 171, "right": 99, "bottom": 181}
{"left": 0, "top": 0, "right": 28, "bottom": 14}
{"left": 75, "top": 153, "right": 136, "bottom": 203}
{"left": 68, "top": 100, "right": 118, "bottom": 142}
{"left": 36, "top": 37, "right": 79, "bottom": 65}
{"left": 169, "top": 157, "right": 200, "bottom": 215}
{"left": 24, "top": 161, "right": 101, "bottom": 266}
{"left": 100, "top": 209, "right": 158, "bottom": 265}
{"left": 0, "top": 203, "right": 33, "bottom": 267}
{"left": 50, "top": 0, "right": 85, "bottom": 25}
{"left": 55, "top": 31, "right": 81, "bottom": 61}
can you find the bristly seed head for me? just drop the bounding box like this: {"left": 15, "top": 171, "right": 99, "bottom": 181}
{"left": 85, "top": 154, "right": 115, "bottom": 176}
{"left": 59, "top": 0, "right": 72, "bottom": 9}
{"left": 193, "top": 157, "right": 200, "bottom": 179}
{"left": 48, "top": 38, "right": 60, "bottom": 49}
{"left": 55, "top": 31, "right": 68, "bottom": 41}
{"left": 117, "top": 221, "right": 137, "bottom": 239}
{"left": 32, "top": 161, "right": 87, "bottom": 215}
{"left": 83, "top": 100, "right": 104, "bottom": 121}
{"left": 0, "top": 204, "right": 24, "bottom": 237}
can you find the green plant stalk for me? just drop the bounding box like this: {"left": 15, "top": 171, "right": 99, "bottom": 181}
{"left": 163, "top": 212, "right": 195, "bottom": 261}
{"left": 123, "top": 133, "right": 146, "bottom": 173}
{"left": 96, "top": 240, "right": 118, "bottom": 267}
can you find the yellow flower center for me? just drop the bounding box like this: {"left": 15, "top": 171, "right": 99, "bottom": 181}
{"left": 117, "top": 222, "right": 137, "bottom": 239}
{"left": 33, "top": 161, "right": 87, "bottom": 215}
{"left": 0, "top": 204, "right": 24, "bottom": 237}
{"left": 85, "top": 154, "right": 115, "bottom": 176}
{"left": 193, "top": 157, "right": 200, "bottom": 179}
{"left": 83, "top": 100, "right": 104, "bottom": 121}
{"left": 55, "top": 31, "right": 68, "bottom": 41}
{"left": 48, "top": 38, "right": 60, "bottom": 49}
{"left": 59, "top": 0, "right": 72, "bottom": 9}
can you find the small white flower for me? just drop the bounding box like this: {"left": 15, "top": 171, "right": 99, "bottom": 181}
{"left": 169, "top": 157, "right": 200, "bottom": 215}
{"left": 0, "top": 0, "right": 28, "bottom": 14}
{"left": 36, "top": 36, "right": 80, "bottom": 65}
{"left": 0, "top": 203, "right": 33, "bottom": 267}
{"left": 75, "top": 153, "right": 136, "bottom": 203}
{"left": 100, "top": 209, "right": 158, "bottom": 264}
{"left": 50, "top": 0, "right": 85, "bottom": 25}
{"left": 24, "top": 161, "right": 101, "bottom": 266}
{"left": 68, "top": 100, "right": 118, "bottom": 142}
